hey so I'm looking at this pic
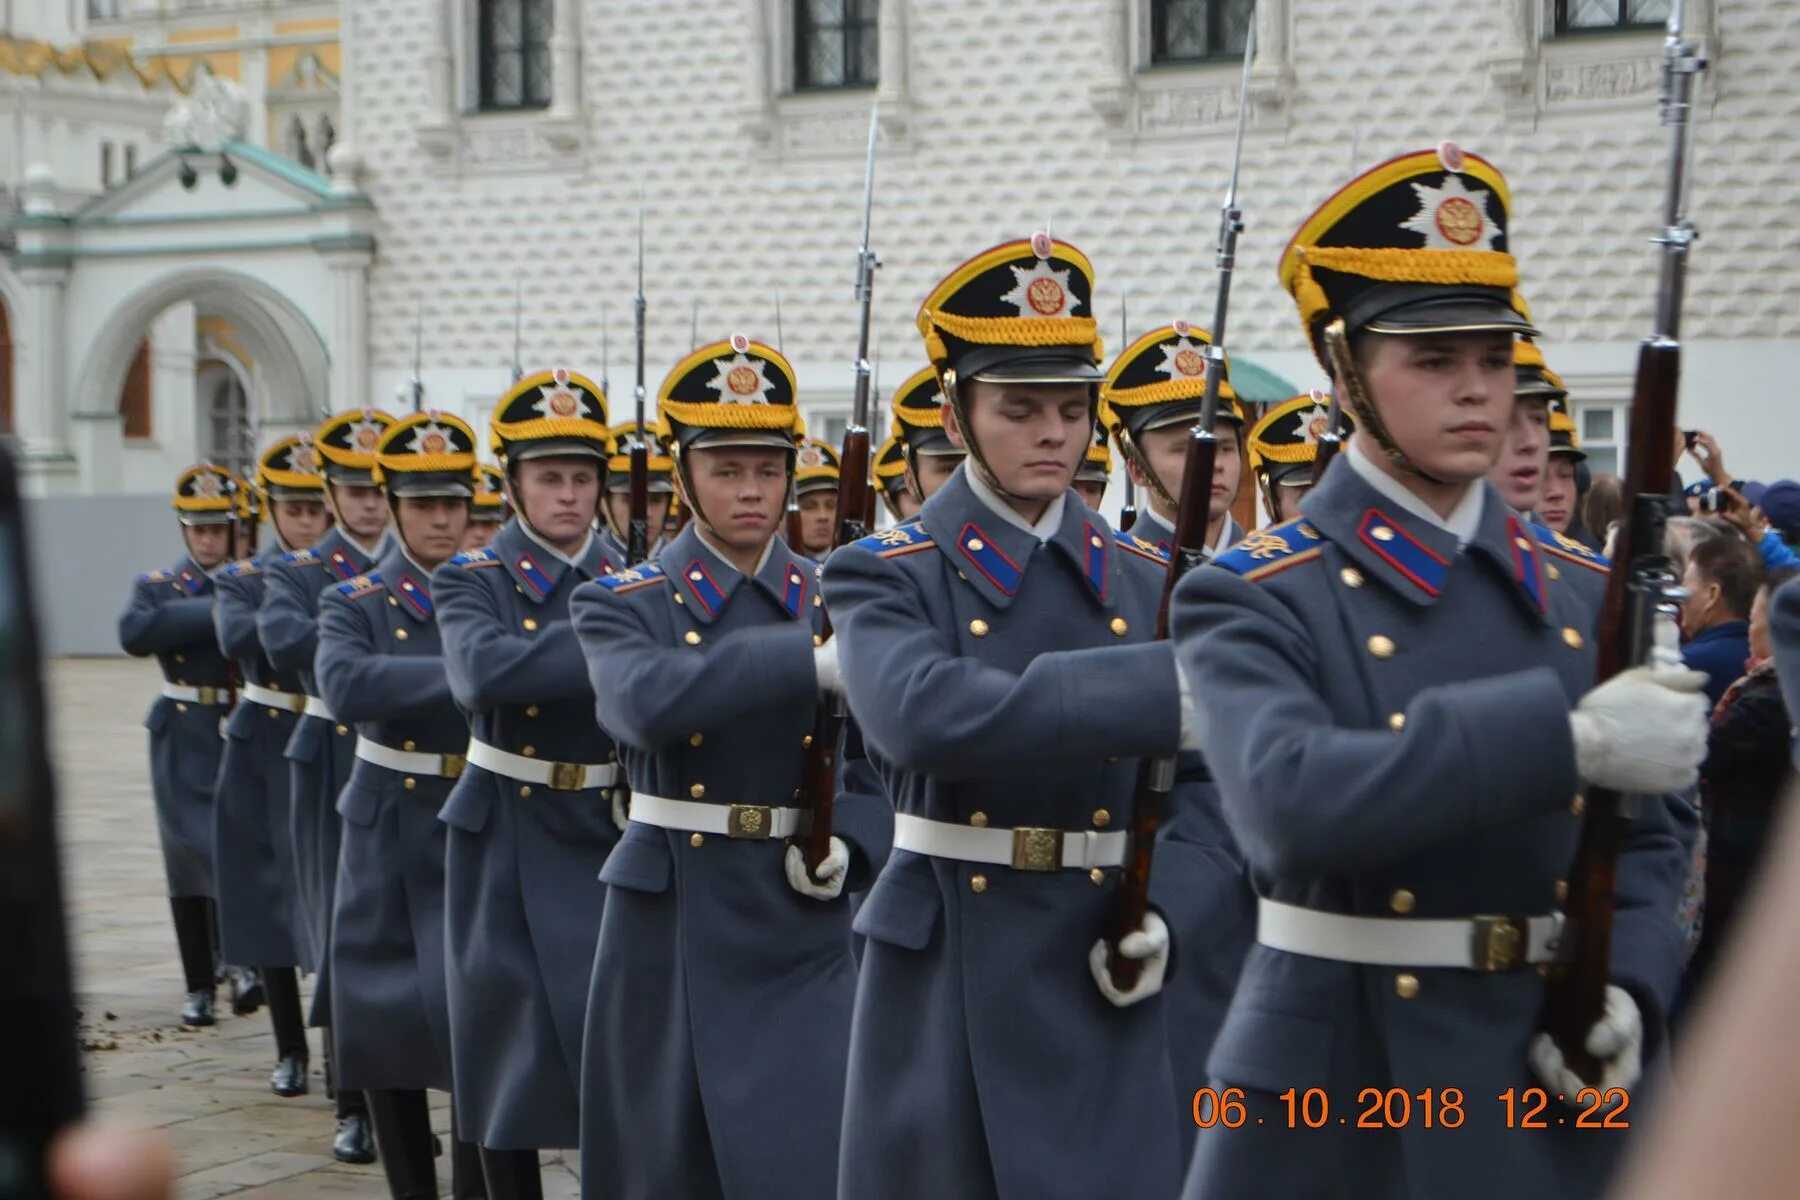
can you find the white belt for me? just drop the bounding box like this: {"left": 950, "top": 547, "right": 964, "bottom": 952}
{"left": 466, "top": 739, "right": 618, "bottom": 791}
{"left": 892, "top": 811, "right": 1127, "bottom": 872}
{"left": 1256, "top": 898, "right": 1564, "bottom": 972}
{"left": 630, "top": 792, "right": 808, "bottom": 840}
{"left": 241, "top": 682, "right": 305, "bottom": 713}
{"left": 354, "top": 736, "right": 467, "bottom": 780}
{"left": 302, "top": 695, "right": 333, "bottom": 721}
{"left": 161, "top": 682, "right": 230, "bottom": 706}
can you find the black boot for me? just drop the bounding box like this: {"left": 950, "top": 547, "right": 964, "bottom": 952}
{"left": 450, "top": 1110, "right": 488, "bottom": 1200}
{"left": 478, "top": 1148, "right": 543, "bottom": 1200}
{"left": 231, "top": 965, "right": 266, "bottom": 1016}
{"left": 335, "top": 1086, "right": 377, "bottom": 1164}
{"left": 169, "top": 897, "right": 217, "bottom": 1025}
{"left": 364, "top": 1089, "right": 434, "bottom": 1197}
{"left": 264, "top": 966, "right": 309, "bottom": 1096}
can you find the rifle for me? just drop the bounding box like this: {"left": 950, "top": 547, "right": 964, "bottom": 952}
{"left": 1543, "top": 0, "right": 1705, "bottom": 1081}
{"left": 410, "top": 300, "right": 424, "bottom": 414}
{"left": 510, "top": 280, "right": 524, "bottom": 384}
{"left": 864, "top": 341, "right": 881, "bottom": 528}
{"left": 1309, "top": 386, "right": 1342, "bottom": 486}
{"left": 1107, "top": 19, "right": 1254, "bottom": 989}
{"left": 799, "top": 102, "right": 881, "bottom": 878}
{"left": 1119, "top": 295, "right": 1138, "bottom": 532}
{"left": 779, "top": 292, "right": 806, "bottom": 550}
{"left": 627, "top": 194, "right": 650, "bottom": 567}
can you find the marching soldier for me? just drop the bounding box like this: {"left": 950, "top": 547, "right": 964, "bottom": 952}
{"left": 1488, "top": 338, "right": 1556, "bottom": 516}
{"left": 889, "top": 364, "right": 965, "bottom": 507}
{"left": 1170, "top": 145, "right": 1705, "bottom": 1200}
{"left": 118, "top": 464, "right": 239, "bottom": 1027}
{"left": 315, "top": 410, "right": 483, "bottom": 1200}
{"left": 212, "top": 437, "right": 331, "bottom": 1097}
{"left": 1073, "top": 413, "right": 1113, "bottom": 511}
{"left": 570, "top": 334, "right": 882, "bottom": 1200}
{"left": 1102, "top": 321, "right": 1248, "bottom": 555}
{"left": 794, "top": 435, "right": 842, "bottom": 559}
{"left": 823, "top": 235, "right": 1192, "bottom": 1197}
{"left": 599, "top": 419, "right": 675, "bottom": 566}
{"left": 1245, "top": 393, "right": 1358, "bottom": 524}
{"left": 463, "top": 463, "right": 509, "bottom": 552}
{"left": 873, "top": 432, "right": 917, "bottom": 524}
{"left": 257, "top": 407, "right": 395, "bottom": 1164}
{"left": 435, "top": 368, "right": 622, "bottom": 1199}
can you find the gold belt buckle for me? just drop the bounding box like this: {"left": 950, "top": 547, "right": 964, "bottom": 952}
{"left": 1471, "top": 915, "right": 1527, "bottom": 972}
{"left": 196, "top": 686, "right": 218, "bottom": 706}
{"left": 548, "top": 761, "right": 586, "bottom": 791}
{"left": 727, "top": 804, "right": 773, "bottom": 839}
{"left": 1011, "top": 826, "right": 1065, "bottom": 872}
{"left": 440, "top": 753, "right": 466, "bottom": 781}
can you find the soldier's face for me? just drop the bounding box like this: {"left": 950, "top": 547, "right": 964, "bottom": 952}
{"left": 1073, "top": 479, "right": 1106, "bottom": 510}
{"left": 1356, "top": 332, "right": 1514, "bottom": 484}
{"left": 908, "top": 453, "right": 960, "bottom": 501}
{"left": 462, "top": 521, "right": 500, "bottom": 551}
{"left": 946, "top": 382, "right": 1090, "bottom": 503}
{"left": 1489, "top": 397, "right": 1550, "bottom": 512}
{"left": 182, "top": 522, "right": 232, "bottom": 569}
{"left": 1540, "top": 457, "right": 1579, "bottom": 533}
{"left": 272, "top": 499, "right": 330, "bottom": 550}
{"left": 1270, "top": 481, "right": 1312, "bottom": 523}
{"left": 603, "top": 491, "right": 672, "bottom": 542}
{"left": 512, "top": 456, "right": 601, "bottom": 549}
{"left": 1129, "top": 421, "right": 1242, "bottom": 524}
{"left": 683, "top": 447, "right": 789, "bottom": 552}
{"left": 799, "top": 490, "right": 837, "bottom": 555}
{"left": 394, "top": 496, "right": 470, "bottom": 569}
{"left": 331, "top": 483, "right": 390, "bottom": 541}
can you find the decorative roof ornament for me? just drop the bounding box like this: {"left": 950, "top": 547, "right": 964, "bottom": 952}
{"left": 163, "top": 70, "right": 250, "bottom": 151}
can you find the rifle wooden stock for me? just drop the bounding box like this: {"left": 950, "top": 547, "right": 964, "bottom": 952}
{"left": 1107, "top": 425, "right": 1219, "bottom": 988}
{"left": 626, "top": 442, "right": 649, "bottom": 567}
{"left": 1543, "top": 337, "right": 1680, "bottom": 1082}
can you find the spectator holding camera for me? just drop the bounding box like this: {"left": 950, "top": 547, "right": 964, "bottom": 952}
{"left": 1686, "top": 430, "right": 1800, "bottom": 570}
{"left": 1680, "top": 536, "right": 1764, "bottom": 708}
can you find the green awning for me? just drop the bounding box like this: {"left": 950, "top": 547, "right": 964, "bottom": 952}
{"left": 1228, "top": 356, "right": 1301, "bottom": 408}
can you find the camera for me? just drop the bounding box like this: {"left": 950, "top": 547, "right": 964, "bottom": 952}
{"left": 1698, "top": 488, "right": 1726, "bottom": 514}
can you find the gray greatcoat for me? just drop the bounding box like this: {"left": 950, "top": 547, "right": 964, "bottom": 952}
{"left": 433, "top": 520, "right": 619, "bottom": 1149}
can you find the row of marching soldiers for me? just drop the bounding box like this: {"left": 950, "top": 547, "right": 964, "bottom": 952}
{"left": 121, "top": 144, "right": 1708, "bottom": 1200}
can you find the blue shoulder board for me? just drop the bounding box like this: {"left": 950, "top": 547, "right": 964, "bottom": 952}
{"left": 1531, "top": 522, "right": 1609, "bottom": 574}
{"left": 597, "top": 563, "right": 668, "bottom": 593}
{"left": 335, "top": 572, "right": 385, "bottom": 599}
{"left": 853, "top": 524, "right": 937, "bottom": 559}
{"left": 1117, "top": 532, "right": 1170, "bottom": 564}
{"left": 278, "top": 548, "right": 320, "bottom": 568}
{"left": 449, "top": 548, "right": 501, "bottom": 569}
{"left": 139, "top": 568, "right": 175, "bottom": 583}
{"left": 1213, "top": 519, "right": 1326, "bottom": 581}
{"left": 222, "top": 558, "right": 261, "bottom": 578}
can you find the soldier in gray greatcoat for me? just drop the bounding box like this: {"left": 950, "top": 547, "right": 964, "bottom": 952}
{"left": 1171, "top": 145, "right": 1706, "bottom": 1200}
{"left": 570, "top": 335, "right": 885, "bottom": 1200}
{"left": 316, "top": 410, "right": 484, "bottom": 1200}
{"left": 822, "top": 236, "right": 1199, "bottom": 1199}
{"left": 435, "top": 368, "right": 622, "bottom": 1200}
{"left": 257, "top": 407, "right": 394, "bottom": 1164}
{"left": 211, "top": 436, "right": 332, "bottom": 1098}
{"left": 118, "top": 464, "right": 239, "bottom": 1027}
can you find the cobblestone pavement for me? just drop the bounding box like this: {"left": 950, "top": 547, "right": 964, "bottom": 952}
{"left": 51, "top": 658, "right": 580, "bottom": 1199}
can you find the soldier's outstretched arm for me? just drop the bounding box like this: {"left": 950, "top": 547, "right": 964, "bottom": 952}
{"left": 258, "top": 558, "right": 323, "bottom": 674}
{"left": 212, "top": 571, "right": 263, "bottom": 662}
{"left": 1170, "top": 566, "right": 1580, "bottom": 878}
{"left": 433, "top": 562, "right": 590, "bottom": 712}
{"left": 570, "top": 577, "right": 817, "bottom": 751}
{"left": 822, "top": 541, "right": 1179, "bottom": 779}
{"left": 315, "top": 590, "right": 452, "bottom": 724}
{"left": 118, "top": 577, "right": 213, "bottom": 656}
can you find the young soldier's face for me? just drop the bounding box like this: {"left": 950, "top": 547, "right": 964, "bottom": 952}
{"left": 393, "top": 496, "right": 470, "bottom": 569}
{"left": 1073, "top": 479, "right": 1106, "bottom": 510}
{"left": 272, "top": 498, "right": 331, "bottom": 550}
{"left": 1268, "top": 480, "right": 1312, "bottom": 524}
{"left": 603, "top": 491, "right": 672, "bottom": 542}
{"left": 684, "top": 446, "right": 789, "bottom": 552}
{"left": 1357, "top": 331, "right": 1514, "bottom": 484}
{"left": 511, "top": 456, "right": 600, "bottom": 549}
{"left": 946, "top": 381, "right": 1090, "bottom": 502}
{"left": 462, "top": 521, "right": 500, "bottom": 551}
{"left": 907, "top": 453, "right": 960, "bottom": 501}
{"left": 1489, "top": 396, "right": 1550, "bottom": 512}
{"left": 1129, "top": 421, "right": 1242, "bottom": 523}
{"left": 799, "top": 490, "right": 837, "bottom": 555}
{"left": 182, "top": 522, "right": 232, "bottom": 569}
{"left": 1540, "top": 457, "right": 1579, "bottom": 534}
{"left": 330, "top": 482, "right": 391, "bottom": 542}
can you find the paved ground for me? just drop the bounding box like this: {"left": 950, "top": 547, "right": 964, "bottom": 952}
{"left": 51, "top": 658, "right": 580, "bottom": 1199}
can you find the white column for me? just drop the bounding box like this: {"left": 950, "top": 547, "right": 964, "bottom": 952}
{"left": 1088, "top": 0, "right": 1133, "bottom": 123}
{"left": 13, "top": 262, "right": 69, "bottom": 462}
{"left": 425, "top": 0, "right": 456, "bottom": 120}
{"left": 877, "top": 0, "right": 907, "bottom": 105}
{"left": 549, "top": 0, "right": 580, "bottom": 118}
{"left": 323, "top": 246, "right": 373, "bottom": 413}
{"left": 739, "top": 0, "right": 772, "bottom": 140}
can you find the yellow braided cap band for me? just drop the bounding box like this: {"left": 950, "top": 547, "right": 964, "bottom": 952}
{"left": 491, "top": 415, "right": 612, "bottom": 449}
{"left": 918, "top": 309, "right": 1103, "bottom": 369}
{"left": 1290, "top": 245, "right": 1518, "bottom": 335}
{"left": 796, "top": 466, "right": 840, "bottom": 484}
{"left": 658, "top": 398, "right": 799, "bottom": 432}
{"left": 372, "top": 451, "right": 477, "bottom": 483}
{"left": 314, "top": 442, "right": 377, "bottom": 470}
{"left": 1515, "top": 341, "right": 1547, "bottom": 369}
{"left": 874, "top": 455, "right": 906, "bottom": 481}
{"left": 606, "top": 453, "right": 675, "bottom": 473}
{"left": 1543, "top": 367, "right": 1567, "bottom": 394}
{"left": 1253, "top": 440, "right": 1322, "bottom": 466}
{"left": 173, "top": 495, "right": 235, "bottom": 513}
{"left": 259, "top": 466, "right": 326, "bottom": 492}
{"left": 1550, "top": 410, "right": 1577, "bottom": 435}
{"left": 1102, "top": 375, "right": 1240, "bottom": 413}
{"left": 894, "top": 397, "right": 947, "bottom": 429}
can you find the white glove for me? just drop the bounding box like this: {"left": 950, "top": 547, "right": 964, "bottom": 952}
{"left": 784, "top": 837, "right": 848, "bottom": 901}
{"left": 1177, "top": 665, "right": 1201, "bottom": 752}
{"left": 1089, "top": 912, "right": 1171, "bottom": 1008}
{"left": 611, "top": 788, "right": 629, "bottom": 833}
{"left": 1650, "top": 606, "right": 1685, "bottom": 674}
{"left": 1528, "top": 984, "right": 1643, "bottom": 1103}
{"left": 814, "top": 637, "right": 843, "bottom": 699}
{"left": 1570, "top": 665, "right": 1709, "bottom": 793}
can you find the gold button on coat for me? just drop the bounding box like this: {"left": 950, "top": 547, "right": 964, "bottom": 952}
{"left": 967, "top": 538, "right": 985, "bottom": 552}
{"left": 1368, "top": 635, "right": 1396, "bottom": 659}
{"left": 969, "top": 811, "right": 988, "bottom": 827}
{"left": 1571, "top": 794, "right": 1586, "bottom": 816}
{"left": 1372, "top": 526, "right": 1395, "bottom": 542}
{"left": 395, "top": 628, "right": 409, "bottom": 641}
{"left": 522, "top": 746, "right": 536, "bottom": 757}
{"left": 690, "top": 833, "right": 704, "bottom": 847}
{"left": 526, "top": 706, "right": 540, "bottom": 717}
{"left": 970, "top": 874, "right": 989, "bottom": 894}
{"left": 403, "top": 777, "right": 416, "bottom": 790}
{"left": 1090, "top": 869, "right": 1105, "bottom": 886}
{"left": 523, "top": 618, "right": 538, "bottom": 631}
{"left": 1110, "top": 617, "right": 1129, "bottom": 637}
{"left": 1340, "top": 567, "right": 1364, "bottom": 588}
{"left": 1390, "top": 889, "right": 1416, "bottom": 914}
{"left": 689, "top": 783, "right": 705, "bottom": 799}
{"left": 684, "top": 630, "right": 701, "bottom": 645}
{"left": 1553, "top": 879, "right": 1569, "bottom": 903}
{"left": 1395, "top": 973, "right": 1420, "bottom": 999}
{"left": 1388, "top": 712, "right": 1406, "bottom": 732}
{"left": 403, "top": 740, "right": 416, "bottom": 751}
{"left": 520, "top": 786, "right": 532, "bottom": 797}
{"left": 1091, "top": 809, "right": 1111, "bottom": 828}
{"left": 175, "top": 702, "right": 189, "bottom": 713}
{"left": 969, "top": 619, "right": 989, "bottom": 638}
{"left": 336, "top": 724, "right": 349, "bottom": 735}
{"left": 689, "top": 733, "right": 704, "bottom": 747}
{"left": 1562, "top": 627, "right": 1584, "bottom": 649}
{"left": 1547, "top": 565, "right": 1562, "bottom": 581}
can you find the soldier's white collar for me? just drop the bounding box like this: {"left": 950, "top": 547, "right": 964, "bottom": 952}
{"left": 693, "top": 523, "right": 775, "bottom": 578}
{"left": 1346, "top": 439, "right": 1483, "bottom": 548}
{"left": 963, "top": 461, "right": 1066, "bottom": 542}
{"left": 519, "top": 517, "right": 593, "bottom": 568}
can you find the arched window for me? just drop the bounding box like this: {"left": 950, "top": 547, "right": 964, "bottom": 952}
{"left": 479, "top": 0, "right": 553, "bottom": 111}
{"left": 1149, "top": 0, "right": 1252, "bottom": 64}
{"left": 120, "top": 338, "right": 152, "bottom": 439}
{"left": 795, "top": 0, "right": 879, "bottom": 90}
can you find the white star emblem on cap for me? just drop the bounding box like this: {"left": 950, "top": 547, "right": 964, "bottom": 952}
{"left": 1400, "top": 175, "right": 1501, "bottom": 251}
{"left": 405, "top": 420, "right": 456, "bottom": 456}
{"left": 999, "top": 258, "right": 1078, "bottom": 319}
{"left": 1154, "top": 336, "right": 1210, "bottom": 381}
{"left": 706, "top": 352, "right": 774, "bottom": 405}
{"left": 1292, "top": 404, "right": 1332, "bottom": 446}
